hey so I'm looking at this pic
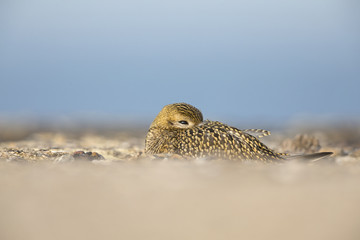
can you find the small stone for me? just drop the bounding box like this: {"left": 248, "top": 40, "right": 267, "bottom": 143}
{"left": 55, "top": 151, "right": 105, "bottom": 163}
{"left": 72, "top": 151, "right": 105, "bottom": 161}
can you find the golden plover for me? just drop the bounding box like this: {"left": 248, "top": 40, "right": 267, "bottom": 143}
{"left": 145, "top": 103, "right": 332, "bottom": 162}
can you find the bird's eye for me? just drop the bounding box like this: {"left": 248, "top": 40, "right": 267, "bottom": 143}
{"left": 178, "top": 120, "right": 189, "bottom": 125}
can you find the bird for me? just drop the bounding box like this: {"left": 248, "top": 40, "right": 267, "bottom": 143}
{"left": 145, "top": 103, "right": 332, "bottom": 162}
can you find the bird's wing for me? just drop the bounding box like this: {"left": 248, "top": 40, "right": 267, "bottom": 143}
{"left": 285, "top": 152, "right": 333, "bottom": 161}
{"left": 242, "top": 129, "right": 271, "bottom": 138}
{"left": 193, "top": 122, "right": 280, "bottom": 160}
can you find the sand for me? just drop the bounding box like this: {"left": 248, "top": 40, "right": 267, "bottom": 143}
{"left": 0, "top": 123, "right": 359, "bottom": 240}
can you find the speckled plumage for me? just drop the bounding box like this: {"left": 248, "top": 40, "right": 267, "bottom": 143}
{"left": 145, "top": 103, "right": 332, "bottom": 162}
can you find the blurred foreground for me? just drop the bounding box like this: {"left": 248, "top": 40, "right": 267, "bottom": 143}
{"left": 0, "top": 121, "right": 360, "bottom": 240}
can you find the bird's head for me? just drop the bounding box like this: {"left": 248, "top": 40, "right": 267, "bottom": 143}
{"left": 150, "top": 103, "right": 203, "bottom": 130}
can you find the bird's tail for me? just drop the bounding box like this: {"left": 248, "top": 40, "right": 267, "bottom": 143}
{"left": 285, "top": 152, "right": 333, "bottom": 161}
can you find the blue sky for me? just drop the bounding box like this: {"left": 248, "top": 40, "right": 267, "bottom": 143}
{"left": 1, "top": 0, "right": 359, "bottom": 124}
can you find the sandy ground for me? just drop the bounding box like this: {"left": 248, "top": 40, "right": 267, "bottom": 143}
{"left": 0, "top": 122, "right": 360, "bottom": 240}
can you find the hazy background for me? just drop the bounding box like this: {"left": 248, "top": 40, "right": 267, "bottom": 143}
{"left": 1, "top": 0, "right": 359, "bottom": 125}
{"left": 1, "top": 3, "right": 360, "bottom": 239}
